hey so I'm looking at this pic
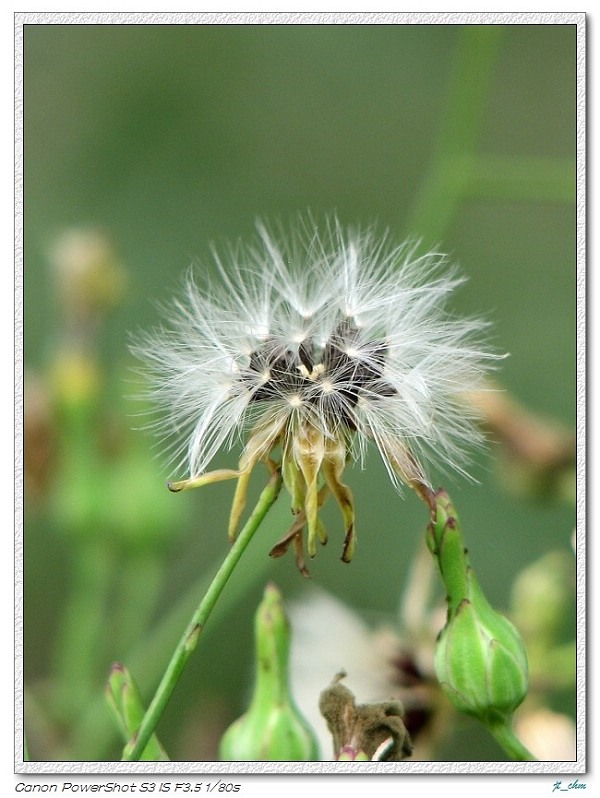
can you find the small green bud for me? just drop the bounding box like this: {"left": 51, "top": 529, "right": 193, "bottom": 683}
{"left": 105, "top": 663, "right": 169, "bottom": 761}
{"left": 429, "top": 490, "right": 529, "bottom": 728}
{"left": 219, "top": 584, "right": 319, "bottom": 761}
{"left": 435, "top": 574, "right": 529, "bottom": 725}
{"left": 511, "top": 550, "right": 574, "bottom": 645}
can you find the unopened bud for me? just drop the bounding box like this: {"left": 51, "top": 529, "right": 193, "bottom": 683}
{"left": 429, "top": 490, "right": 529, "bottom": 727}
{"left": 50, "top": 227, "right": 126, "bottom": 320}
{"left": 218, "top": 584, "right": 319, "bottom": 761}
{"left": 511, "top": 550, "right": 574, "bottom": 645}
{"left": 435, "top": 573, "right": 529, "bottom": 725}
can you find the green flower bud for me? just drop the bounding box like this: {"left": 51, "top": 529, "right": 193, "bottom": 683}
{"left": 219, "top": 584, "right": 319, "bottom": 761}
{"left": 435, "top": 573, "right": 529, "bottom": 725}
{"left": 511, "top": 550, "right": 574, "bottom": 646}
{"left": 105, "top": 663, "right": 169, "bottom": 761}
{"left": 429, "top": 490, "right": 529, "bottom": 729}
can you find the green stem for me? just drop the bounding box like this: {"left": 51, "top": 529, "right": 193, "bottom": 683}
{"left": 487, "top": 719, "right": 537, "bottom": 762}
{"left": 121, "top": 468, "right": 282, "bottom": 761}
{"left": 53, "top": 541, "right": 115, "bottom": 720}
{"left": 71, "top": 505, "right": 287, "bottom": 759}
{"left": 404, "top": 25, "right": 503, "bottom": 240}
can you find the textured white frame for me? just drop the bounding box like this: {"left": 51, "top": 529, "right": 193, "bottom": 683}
{"left": 13, "top": 9, "right": 586, "bottom": 784}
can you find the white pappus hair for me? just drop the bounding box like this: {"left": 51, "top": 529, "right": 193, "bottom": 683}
{"left": 133, "top": 217, "right": 498, "bottom": 493}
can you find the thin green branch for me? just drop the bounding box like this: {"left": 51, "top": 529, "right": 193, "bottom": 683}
{"left": 404, "top": 26, "right": 503, "bottom": 239}
{"left": 121, "top": 466, "right": 283, "bottom": 761}
{"left": 488, "top": 720, "right": 537, "bottom": 762}
{"left": 70, "top": 503, "right": 289, "bottom": 759}
{"left": 466, "top": 154, "right": 576, "bottom": 202}
{"left": 53, "top": 541, "right": 115, "bottom": 719}
{"left": 405, "top": 27, "right": 574, "bottom": 243}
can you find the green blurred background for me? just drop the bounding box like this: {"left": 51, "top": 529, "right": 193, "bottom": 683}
{"left": 23, "top": 22, "right": 577, "bottom": 762}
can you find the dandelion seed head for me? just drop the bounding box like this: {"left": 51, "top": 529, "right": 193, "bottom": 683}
{"left": 132, "top": 215, "right": 502, "bottom": 568}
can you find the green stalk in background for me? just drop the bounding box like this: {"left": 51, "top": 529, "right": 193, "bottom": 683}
{"left": 404, "top": 25, "right": 504, "bottom": 240}
{"left": 405, "top": 26, "right": 574, "bottom": 242}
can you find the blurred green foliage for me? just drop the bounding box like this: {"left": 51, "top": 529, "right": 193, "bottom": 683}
{"left": 23, "top": 22, "right": 577, "bottom": 762}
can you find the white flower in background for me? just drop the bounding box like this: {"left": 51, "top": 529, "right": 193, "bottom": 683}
{"left": 515, "top": 708, "right": 577, "bottom": 761}
{"left": 287, "top": 587, "right": 443, "bottom": 761}
{"left": 134, "top": 217, "right": 499, "bottom": 569}
{"left": 288, "top": 588, "right": 403, "bottom": 758}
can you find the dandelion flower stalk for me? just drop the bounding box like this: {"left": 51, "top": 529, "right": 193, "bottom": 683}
{"left": 121, "top": 464, "right": 282, "bottom": 761}
{"left": 134, "top": 216, "right": 498, "bottom": 572}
